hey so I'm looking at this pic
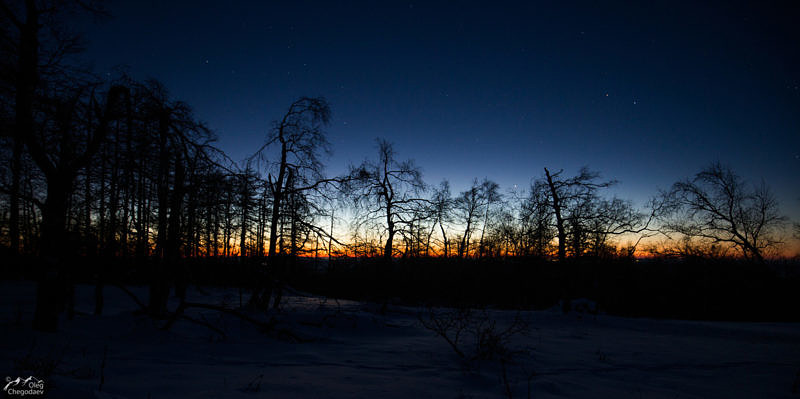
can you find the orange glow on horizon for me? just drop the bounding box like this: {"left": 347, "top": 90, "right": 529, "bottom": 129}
{"left": 175, "top": 240, "right": 800, "bottom": 261}
{"left": 78, "top": 232, "right": 800, "bottom": 261}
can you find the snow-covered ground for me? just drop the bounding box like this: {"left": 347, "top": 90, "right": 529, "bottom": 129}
{"left": 1, "top": 281, "right": 798, "bottom": 398}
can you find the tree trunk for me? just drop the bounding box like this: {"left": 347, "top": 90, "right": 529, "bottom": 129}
{"left": 239, "top": 173, "right": 249, "bottom": 258}
{"left": 459, "top": 219, "right": 472, "bottom": 259}
{"left": 260, "top": 138, "right": 287, "bottom": 309}
{"left": 384, "top": 202, "right": 394, "bottom": 263}
{"left": 167, "top": 150, "right": 186, "bottom": 301}
{"left": 32, "top": 174, "right": 72, "bottom": 332}
{"left": 478, "top": 205, "right": 490, "bottom": 258}
{"left": 9, "top": 138, "right": 22, "bottom": 255}
{"left": 545, "top": 168, "right": 566, "bottom": 262}
{"left": 10, "top": 1, "right": 42, "bottom": 256}
{"left": 439, "top": 220, "right": 448, "bottom": 258}
{"left": 149, "top": 117, "right": 171, "bottom": 317}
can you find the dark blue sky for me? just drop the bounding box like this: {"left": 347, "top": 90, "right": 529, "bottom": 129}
{"left": 81, "top": 1, "right": 799, "bottom": 222}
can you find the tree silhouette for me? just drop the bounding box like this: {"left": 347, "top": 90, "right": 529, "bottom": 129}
{"left": 236, "top": 161, "right": 258, "bottom": 258}
{"left": 429, "top": 180, "right": 453, "bottom": 257}
{"left": 249, "top": 96, "right": 332, "bottom": 308}
{"left": 541, "top": 167, "right": 620, "bottom": 261}
{"left": 453, "top": 178, "right": 499, "bottom": 258}
{"left": 476, "top": 179, "right": 501, "bottom": 258}
{"left": 662, "top": 163, "right": 786, "bottom": 262}
{"left": 29, "top": 82, "right": 126, "bottom": 330}
{"left": 349, "top": 139, "right": 425, "bottom": 263}
{"left": 0, "top": 0, "right": 106, "bottom": 256}
{"left": 519, "top": 182, "right": 555, "bottom": 257}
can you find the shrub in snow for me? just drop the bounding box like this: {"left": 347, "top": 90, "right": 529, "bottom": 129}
{"left": 418, "top": 306, "right": 529, "bottom": 364}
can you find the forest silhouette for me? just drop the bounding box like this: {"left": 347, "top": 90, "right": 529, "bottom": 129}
{"left": 1, "top": 1, "right": 798, "bottom": 333}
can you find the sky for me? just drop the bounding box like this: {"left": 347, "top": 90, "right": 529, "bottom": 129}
{"left": 79, "top": 1, "right": 800, "bottom": 244}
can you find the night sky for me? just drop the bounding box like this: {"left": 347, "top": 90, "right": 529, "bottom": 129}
{"left": 80, "top": 1, "right": 800, "bottom": 237}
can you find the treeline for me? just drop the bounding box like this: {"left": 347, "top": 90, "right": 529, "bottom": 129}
{"left": 1, "top": 2, "right": 791, "bottom": 266}
{"left": 0, "top": 1, "right": 796, "bottom": 330}
{"left": 1, "top": 93, "right": 789, "bottom": 266}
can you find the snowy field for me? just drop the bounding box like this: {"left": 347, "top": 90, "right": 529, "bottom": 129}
{"left": 1, "top": 281, "right": 799, "bottom": 398}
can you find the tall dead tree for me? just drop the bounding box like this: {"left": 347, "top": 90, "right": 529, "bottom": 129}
{"left": 142, "top": 81, "right": 215, "bottom": 316}
{"left": 249, "top": 97, "right": 331, "bottom": 308}
{"left": 349, "top": 139, "right": 425, "bottom": 263}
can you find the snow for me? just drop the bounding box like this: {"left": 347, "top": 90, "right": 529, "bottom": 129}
{"left": 1, "top": 281, "right": 798, "bottom": 398}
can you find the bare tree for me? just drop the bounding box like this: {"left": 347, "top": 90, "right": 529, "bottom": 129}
{"left": 348, "top": 139, "right": 425, "bottom": 263}
{"left": 518, "top": 182, "right": 555, "bottom": 257}
{"left": 29, "top": 83, "right": 126, "bottom": 330}
{"left": 662, "top": 163, "right": 786, "bottom": 262}
{"left": 260, "top": 97, "right": 330, "bottom": 260}
{"left": 430, "top": 180, "right": 453, "bottom": 257}
{"left": 236, "top": 161, "right": 258, "bottom": 257}
{"left": 476, "top": 179, "right": 501, "bottom": 258}
{"left": 541, "top": 167, "right": 617, "bottom": 261}
{"left": 451, "top": 178, "right": 501, "bottom": 258}
{"left": 0, "top": 0, "right": 105, "bottom": 256}
{"left": 249, "top": 97, "right": 332, "bottom": 308}
{"left": 0, "top": 0, "right": 114, "bottom": 330}
{"left": 579, "top": 197, "right": 648, "bottom": 257}
{"left": 539, "top": 167, "right": 657, "bottom": 260}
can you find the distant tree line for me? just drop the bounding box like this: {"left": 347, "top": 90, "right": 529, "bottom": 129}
{"left": 0, "top": 0, "right": 794, "bottom": 330}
